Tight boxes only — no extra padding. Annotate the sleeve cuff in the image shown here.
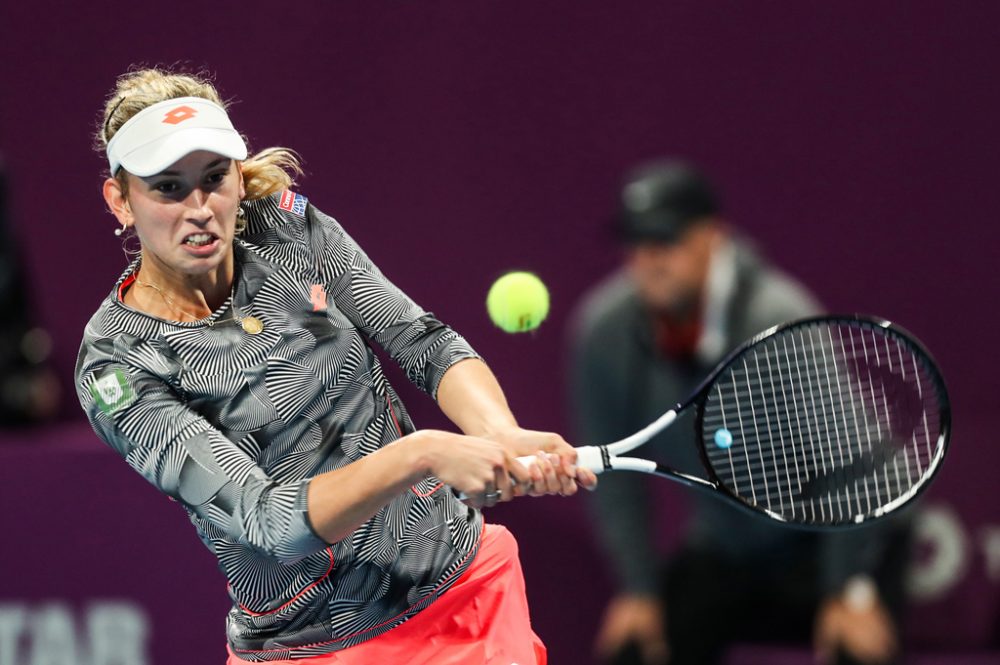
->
[269,479,334,564]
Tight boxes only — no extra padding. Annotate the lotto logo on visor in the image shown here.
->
[162,105,198,124]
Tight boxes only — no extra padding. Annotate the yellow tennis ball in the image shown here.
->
[486,272,550,333]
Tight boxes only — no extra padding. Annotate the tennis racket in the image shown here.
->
[525,316,948,527]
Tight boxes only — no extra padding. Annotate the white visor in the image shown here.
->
[106,96,248,177]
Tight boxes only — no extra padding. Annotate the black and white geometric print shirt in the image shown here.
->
[76,191,484,661]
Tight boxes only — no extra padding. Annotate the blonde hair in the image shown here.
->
[96,67,302,202]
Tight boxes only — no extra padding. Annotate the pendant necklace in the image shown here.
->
[134,276,264,335]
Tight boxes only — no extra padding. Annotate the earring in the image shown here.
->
[114,223,127,237]
[235,206,247,235]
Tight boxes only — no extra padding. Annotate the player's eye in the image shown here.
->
[205,170,227,186]
[153,181,181,194]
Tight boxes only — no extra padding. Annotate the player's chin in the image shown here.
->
[177,243,229,270]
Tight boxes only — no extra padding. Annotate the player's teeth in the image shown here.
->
[185,234,213,246]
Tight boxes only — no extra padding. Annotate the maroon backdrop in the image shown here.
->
[1,2,997,663]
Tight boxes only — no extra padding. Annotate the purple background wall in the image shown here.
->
[1,2,997,663]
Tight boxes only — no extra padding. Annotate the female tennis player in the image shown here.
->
[76,67,597,664]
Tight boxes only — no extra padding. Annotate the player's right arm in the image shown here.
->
[78,360,526,559]
[307,428,531,539]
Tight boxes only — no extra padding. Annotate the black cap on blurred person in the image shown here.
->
[617,160,720,243]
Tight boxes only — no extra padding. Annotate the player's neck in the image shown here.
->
[130,252,235,320]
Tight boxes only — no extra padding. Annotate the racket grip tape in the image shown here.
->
[514,447,608,474]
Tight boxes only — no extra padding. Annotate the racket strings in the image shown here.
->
[701,320,945,526]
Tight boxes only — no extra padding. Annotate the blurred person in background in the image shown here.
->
[0,158,60,426]
[569,160,910,665]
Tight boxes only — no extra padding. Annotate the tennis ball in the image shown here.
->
[486,271,550,333]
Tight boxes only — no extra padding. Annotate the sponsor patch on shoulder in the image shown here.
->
[278,190,308,216]
[90,368,136,415]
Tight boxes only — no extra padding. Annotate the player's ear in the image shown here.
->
[103,176,132,229]
[237,161,246,200]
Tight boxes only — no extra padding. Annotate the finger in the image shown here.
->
[557,461,577,496]
[559,478,577,497]
[495,466,514,502]
[506,454,534,490]
[523,454,547,497]
[528,451,553,495]
[559,453,579,480]
[540,451,561,494]
[524,451,568,495]
[526,456,545,493]
[482,482,500,508]
[578,468,599,491]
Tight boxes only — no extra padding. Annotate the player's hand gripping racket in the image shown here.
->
[525,316,948,527]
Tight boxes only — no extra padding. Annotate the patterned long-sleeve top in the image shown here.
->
[76,191,483,661]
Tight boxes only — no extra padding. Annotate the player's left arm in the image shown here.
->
[436,357,598,496]
[291,201,478,399]
[297,202,594,496]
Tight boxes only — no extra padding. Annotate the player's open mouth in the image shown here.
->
[181,233,221,256]
[183,233,218,247]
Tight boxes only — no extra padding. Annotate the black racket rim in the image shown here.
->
[692,314,951,528]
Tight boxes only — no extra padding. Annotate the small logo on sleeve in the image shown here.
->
[90,369,136,415]
[278,190,308,216]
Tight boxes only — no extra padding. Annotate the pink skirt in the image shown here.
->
[227,523,546,665]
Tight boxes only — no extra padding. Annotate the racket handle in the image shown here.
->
[515,448,611,473]
[454,448,606,501]
[515,448,606,473]
[574,445,607,473]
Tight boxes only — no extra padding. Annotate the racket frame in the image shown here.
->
[578,315,951,528]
